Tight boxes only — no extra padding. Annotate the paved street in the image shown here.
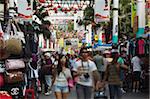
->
[39,87,149,99]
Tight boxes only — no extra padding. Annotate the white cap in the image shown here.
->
[103,50,110,54]
[44,53,51,57]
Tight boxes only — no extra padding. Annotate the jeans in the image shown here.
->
[76,84,93,99]
[109,84,122,99]
[45,75,52,87]
[45,75,52,92]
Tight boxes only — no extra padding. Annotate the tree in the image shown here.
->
[119,0,133,38]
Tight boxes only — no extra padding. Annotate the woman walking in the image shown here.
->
[54,55,72,99]
[103,52,128,99]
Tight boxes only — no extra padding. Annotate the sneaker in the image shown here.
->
[132,89,136,92]
[136,90,139,93]
[45,91,52,96]
[121,88,126,93]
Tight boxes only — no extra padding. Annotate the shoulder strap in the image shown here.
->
[62,71,68,80]
[81,60,90,69]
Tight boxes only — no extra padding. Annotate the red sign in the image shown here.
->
[133,16,138,34]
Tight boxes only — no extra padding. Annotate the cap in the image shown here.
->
[103,50,110,54]
[44,52,51,57]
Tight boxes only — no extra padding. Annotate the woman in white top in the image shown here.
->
[54,55,72,99]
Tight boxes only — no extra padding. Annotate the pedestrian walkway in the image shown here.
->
[39,88,149,99]
[122,92,149,99]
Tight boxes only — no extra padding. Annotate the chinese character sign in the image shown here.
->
[17,0,33,19]
[94,0,110,23]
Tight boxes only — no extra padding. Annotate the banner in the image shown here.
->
[58,38,64,48]
[18,0,33,19]
[94,0,110,23]
[0,4,4,20]
[146,0,150,27]
[131,0,137,27]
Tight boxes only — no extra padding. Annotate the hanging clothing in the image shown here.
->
[137,39,145,55]
[129,40,136,56]
[27,61,39,79]
[145,39,149,55]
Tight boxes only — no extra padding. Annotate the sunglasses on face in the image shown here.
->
[82,51,88,53]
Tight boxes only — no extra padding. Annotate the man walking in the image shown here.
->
[73,47,101,99]
[93,51,105,80]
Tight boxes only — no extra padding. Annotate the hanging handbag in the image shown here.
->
[0,48,10,60]
[0,74,4,87]
[4,71,24,84]
[5,59,25,70]
[0,38,5,49]
[62,71,74,89]
[5,22,23,55]
[5,38,22,55]
[0,63,5,73]
[0,91,12,99]
[13,22,25,44]
[67,78,74,88]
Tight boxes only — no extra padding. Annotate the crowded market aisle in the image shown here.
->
[0,0,149,99]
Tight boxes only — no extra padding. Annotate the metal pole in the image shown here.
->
[112,0,119,44]
[4,0,8,24]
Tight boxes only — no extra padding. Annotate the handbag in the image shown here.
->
[13,22,25,44]
[5,38,22,55]
[5,22,23,55]
[0,38,5,49]
[0,48,10,60]
[5,59,25,70]
[4,71,24,84]
[0,91,12,99]
[0,74,4,87]
[67,78,74,88]
[62,71,74,88]
[0,64,5,73]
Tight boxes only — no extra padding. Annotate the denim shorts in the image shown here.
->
[54,85,69,93]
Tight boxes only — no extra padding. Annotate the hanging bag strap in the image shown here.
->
[81,60,90,72]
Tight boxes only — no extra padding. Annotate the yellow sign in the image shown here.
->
[94,35,98,41]
[58,38,64,47]
[131,0,137,27]
[78,42,82,48]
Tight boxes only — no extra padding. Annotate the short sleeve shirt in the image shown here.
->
[54,68,72,87]
[73,59,97,86]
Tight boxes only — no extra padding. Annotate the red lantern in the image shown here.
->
[39,0,45,3]
[74,10,77,14]
[58,5,61,8]
[62,8,66,12]
[67,8,71,12]
[53,7,57,11]
[63,8,67,14]
[55,9,58,13]
[47,4,53,8]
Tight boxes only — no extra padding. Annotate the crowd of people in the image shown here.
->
[30,45,149,99]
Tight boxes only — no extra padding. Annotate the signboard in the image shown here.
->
[146,0,150,27]
[131,0,137,27]
[18,0,33,19]
[133,16,138,34]
[94,0,110,23]
[58,38,64,47]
